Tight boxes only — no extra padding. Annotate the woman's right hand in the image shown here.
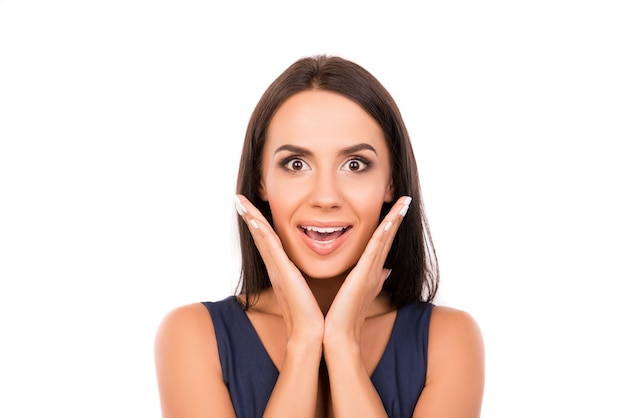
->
[235,194,324,343]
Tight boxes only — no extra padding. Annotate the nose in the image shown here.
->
[308,170,343,209]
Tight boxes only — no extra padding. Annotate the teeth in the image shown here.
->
[302,226,346,234]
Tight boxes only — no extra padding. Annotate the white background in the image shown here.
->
[1,0,625,416]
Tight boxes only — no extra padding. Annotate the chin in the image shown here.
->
[299,262,354,281]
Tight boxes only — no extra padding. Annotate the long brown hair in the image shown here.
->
[235,54,438,308]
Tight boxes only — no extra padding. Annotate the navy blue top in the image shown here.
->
[202,296,433,418]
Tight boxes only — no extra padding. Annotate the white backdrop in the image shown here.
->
[1,1,625,417]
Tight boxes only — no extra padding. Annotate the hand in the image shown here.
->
[234,195,325,343]
[324,196,413,344]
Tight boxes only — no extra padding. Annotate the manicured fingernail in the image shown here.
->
[235,203,247,216]
[234,196,247,215]
[403,196,413,206]
[385,269,393,281]
[399,204,409,217]
[249,219,259,229]
[384,221,392,232]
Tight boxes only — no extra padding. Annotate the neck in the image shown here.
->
[304,273,347,316]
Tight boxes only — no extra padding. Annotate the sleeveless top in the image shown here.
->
[202,296,433,418]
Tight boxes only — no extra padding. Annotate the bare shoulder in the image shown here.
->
[154,303,236,418]
[155,302,216,347]
[413,305,485,418]
[429,305,483,348]
[154,303,218,371]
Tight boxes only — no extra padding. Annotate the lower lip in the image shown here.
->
[299,227,351,256]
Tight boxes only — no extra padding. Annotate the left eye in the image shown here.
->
[341,158,368,172]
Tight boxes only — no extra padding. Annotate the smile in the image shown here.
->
[298,224,352,255]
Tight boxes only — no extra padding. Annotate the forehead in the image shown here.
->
[265,90,387,151]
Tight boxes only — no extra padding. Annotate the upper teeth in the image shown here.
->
[303,226,345,233]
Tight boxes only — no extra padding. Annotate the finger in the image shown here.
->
[234,194,269,233]
[360,195,413,268]
[234,195,307,296]
[381,196,412,235]
[234,195,323,335]
[234,194,282,246]
[234,194,290,272]
[378,195,413,258]
[342,196,411,298]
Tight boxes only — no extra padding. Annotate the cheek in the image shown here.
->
[265,182,302,230]
[343,182,388,226]
[344,175,389,202]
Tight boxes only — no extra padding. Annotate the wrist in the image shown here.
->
[284,336,323,367]
[322,330,360,359]
[323,318,361,347]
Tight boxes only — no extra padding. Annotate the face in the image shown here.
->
[258,90,394,280]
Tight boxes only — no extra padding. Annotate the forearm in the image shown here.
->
[263,338,323,418]
[324,337,387,418]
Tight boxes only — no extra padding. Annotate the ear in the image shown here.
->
[384,180,394,203]
[257,178,268,201]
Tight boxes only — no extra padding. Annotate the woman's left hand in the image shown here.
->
[324,196,412,344]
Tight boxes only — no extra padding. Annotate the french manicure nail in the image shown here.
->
[399,204,409,217]
[250,219,259,229]
[403,196,413,206]
[384,221,392,232]
[234,196,247,215]
[235,203,247,216]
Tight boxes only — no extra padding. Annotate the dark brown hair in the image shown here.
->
[235,54,438,308]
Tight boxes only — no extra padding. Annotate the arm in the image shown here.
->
[154,301,322,418]
[236,194,324,418]
[412,306,485,418]
[323,197,413,417]
[322,334,388,417]
[154,303,237,418]
[262,334,323,417]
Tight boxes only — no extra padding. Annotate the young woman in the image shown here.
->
[155,55,484,418]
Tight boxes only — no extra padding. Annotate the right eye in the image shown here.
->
[282,157,310,172]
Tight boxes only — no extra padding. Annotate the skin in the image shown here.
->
[154,90,485,417]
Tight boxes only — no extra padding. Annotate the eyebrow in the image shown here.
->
[273,143,378,156]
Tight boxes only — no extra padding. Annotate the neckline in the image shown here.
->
[229,296,280,373]
[229,295,401,377]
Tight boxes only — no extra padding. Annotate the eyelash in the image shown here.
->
[279,155,372,173]
[280,156,309,172]
[341,156,371,172]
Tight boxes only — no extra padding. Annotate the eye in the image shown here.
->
[341,157,370,172]
[282,157,310,172]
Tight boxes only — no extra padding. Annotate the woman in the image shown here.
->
[155,55,484,418]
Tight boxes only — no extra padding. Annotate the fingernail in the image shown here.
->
[385,269,393,281]
[235,203,247,216]
[234,196,247,215]
[399,196,412,217]
[249,219,259,229]
[384,221,392,232]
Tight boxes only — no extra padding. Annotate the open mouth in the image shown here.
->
[299,225,351,242]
